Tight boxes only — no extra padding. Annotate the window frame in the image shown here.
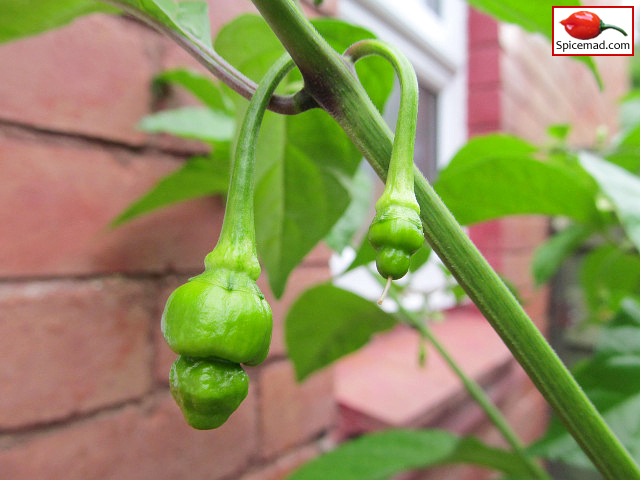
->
[339,0,468,167]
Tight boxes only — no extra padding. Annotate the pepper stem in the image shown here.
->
[205,55,295,278]
[344,40,419,210]
[601,23,628,36]
[377,276,393,305]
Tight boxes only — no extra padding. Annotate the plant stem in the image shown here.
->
[206,55,295,278]
[345,40,418,203]
[250,0,640,478]
[100,0,314,115]
[394,302,550,480]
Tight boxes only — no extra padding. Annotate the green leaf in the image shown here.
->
[117,0,213,49]
[215,15,393,297]
[138,106,234,143]
[287,429,534,480]
[580,153,640,252]
[285,284,396,380]
[434,135,598,225]
[580,245,640,323]
[154,69,235,113]
[409,243,432,273]
[606,123,640,173]
[619,90,640,132]
[547,124,571,142]
[465,0,574,40]
[0,0,115,44]
[345,236,377,273]
[325,163,373,252]
[531,299,640,469]
[532,224,592,286]
[111,147,229,226]
[315,18,394,113]
[464,0,602,88]
[573,56,603,90]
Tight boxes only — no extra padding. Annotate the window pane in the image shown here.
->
[384,83,438,181]
[415,87,438,180]
[423,0,440,16]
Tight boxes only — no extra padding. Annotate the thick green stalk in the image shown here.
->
[394,302,550,480]
[205,55,294,278]
[250,0,640,478]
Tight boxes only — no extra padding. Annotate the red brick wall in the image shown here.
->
[0,5,336,480]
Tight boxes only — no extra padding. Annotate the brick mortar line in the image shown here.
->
[0,388,175,447]
[0,117,205,160]
[0,271,201,285]
[0,261,328,285]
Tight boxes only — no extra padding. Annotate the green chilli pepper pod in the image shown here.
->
[162,55,295,429]
[345,40,425,300]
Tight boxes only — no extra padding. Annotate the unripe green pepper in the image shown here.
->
[170,356,249,430]
[346,40,424,286]
[162,268,272,366]
[368,203,423,279]
[162,55,295,429]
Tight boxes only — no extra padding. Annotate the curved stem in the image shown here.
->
[345,40,418,204]
[250,1,640,478]
[101,0,315,115]
[206,55,295,277]
[601,23,628,36]
[395,303,550,480]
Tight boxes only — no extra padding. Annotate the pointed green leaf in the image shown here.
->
[215,15,393,297]
[465,0,574,40]
[579,245,640,322]
[580,153,640,252]
[435,135,598,225]
[285,284,396,380]
[618,90,640,133]
[409,243,432,273]
[138,106,234,143]
[111,148,229,226]
[116,0,213,48]
[0,0,116,44]
[532,224,592,286]
[154,69,235,113]
[464,0,601,88]
[287,429,534,480]
[345,235,377,273]
[606,123,640,172]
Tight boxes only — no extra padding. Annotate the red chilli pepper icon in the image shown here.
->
[560,11,628,40]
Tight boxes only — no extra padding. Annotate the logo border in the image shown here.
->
[552,5,635,57]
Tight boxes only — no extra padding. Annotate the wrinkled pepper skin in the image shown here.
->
[170,356,249,430]
[368,203,424,279]
[162,268,272,366]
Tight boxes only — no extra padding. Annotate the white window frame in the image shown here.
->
[339,0,468,166]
